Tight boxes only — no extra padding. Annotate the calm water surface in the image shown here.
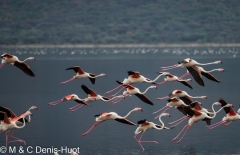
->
[0,47,239,155]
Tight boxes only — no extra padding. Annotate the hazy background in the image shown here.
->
[0,0,240,45]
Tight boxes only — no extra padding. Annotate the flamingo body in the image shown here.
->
[134,113,170,153]
[60,66,106,84]
[0,53,35,77]
[82,107,142,136]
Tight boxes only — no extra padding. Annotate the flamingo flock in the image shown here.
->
[1,53,238,153]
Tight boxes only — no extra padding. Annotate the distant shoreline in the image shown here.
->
[0,43,240,48]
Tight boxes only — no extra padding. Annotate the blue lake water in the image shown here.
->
[0,46,239,155]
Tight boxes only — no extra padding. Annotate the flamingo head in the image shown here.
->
[201,96,207,99]
[100,73,106,77]
[215,60,222,64]
[149,85,157,89]
[28,57,35,60]
[134,107,143,112]
[160,113,171,117]
[29,106,38,110]
[213,102,221,106]
[158,72,170,75]
[218,68,224,72]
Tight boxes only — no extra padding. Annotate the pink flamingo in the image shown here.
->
[48,94,89,112]
[157,89,207,105]
[207,98,239,129]
[68,85,124,112]
[153,97,188,115]
[161,58,222,71]
[112,81,157,105]
[172,102,229,144]
[105,71,163,95]
[0,53,35,77]
[0,109,32,147]
[134,112,171,153]
[60,66,106,84]
[179,66,224,83]
[82,107,142,136]
[167,101,218,128]
[0,106,37,125]
[156,72,192,89]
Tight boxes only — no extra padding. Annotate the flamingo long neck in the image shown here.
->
[188,95,205,99]
[27,115,31,123]
[154,115,165,130]
[142,86,154,94]
[88,74,104,78]
[121,109,137,119]
[209,104,227,119]
[196,62,218,66]
[205,69,221,72]
[14,115,28,129]
[23,57,33,62]
[151,74,165,82]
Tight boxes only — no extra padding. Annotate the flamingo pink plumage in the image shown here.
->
[82,107,142,136]
[207,98,239,129]
[105,71,162,95]
[134,112,171,153]
[161,58,222,71]
[0,109,32,147]
[0,53,35,77]
[156,72,192,89]
[60,66,106,84]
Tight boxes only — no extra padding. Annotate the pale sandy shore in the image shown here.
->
[0,43,240,48]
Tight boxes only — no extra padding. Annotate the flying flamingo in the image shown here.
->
[166,100,218,128]
[0,110,32,147]
[153,97,195,128]
[152,97,189,115]
[172,102,229,144]
[60,66,106,84]
[156,72,192,89]
[161,58,222,71]
[82,107,142,136]
[48,94,89,112]
[0,53,35,77]
[111,81,157,105]
[68,85,124,112]
[189,101,216,115]
[105,71,164,95]
[157,89,207,105]
[0,106,37,125]
[179,66,224,83]
[134,112,171,153]
[207,98,239,129]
